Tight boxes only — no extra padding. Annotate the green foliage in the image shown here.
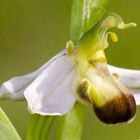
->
[0,107,21,140]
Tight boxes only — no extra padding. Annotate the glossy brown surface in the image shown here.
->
[94,94,136,124]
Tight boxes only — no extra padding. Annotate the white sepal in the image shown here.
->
[108,65,140,105]
[0,50,65,100]
[24,55,77,115]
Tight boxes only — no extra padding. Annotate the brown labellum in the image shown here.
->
[75,61,136,124]
[93,88,136,124]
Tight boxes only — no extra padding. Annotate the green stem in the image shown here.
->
[26,114,54,140]
[55,103,86,140]
[34,115,46,140]
[26,114,39,140]
[40,116,54,140]
[70,0,110,43]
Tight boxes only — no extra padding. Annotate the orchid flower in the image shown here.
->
[0,13,138,124]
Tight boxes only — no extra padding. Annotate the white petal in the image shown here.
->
[0,50,66,100]
[24,55,77,115]
[108,65,140,88]
[108,65,140,105]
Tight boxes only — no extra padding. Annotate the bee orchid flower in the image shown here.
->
[0,13,139,124]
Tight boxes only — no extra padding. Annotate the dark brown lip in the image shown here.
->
[93,94,136,124]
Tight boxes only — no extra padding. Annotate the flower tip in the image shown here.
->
[119,22,137,30]
[131,23,137,27]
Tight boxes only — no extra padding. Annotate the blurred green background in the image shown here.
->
[0,0,140,140]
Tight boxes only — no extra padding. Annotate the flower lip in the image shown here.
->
[74,60,136,124]
[94,92,136,124]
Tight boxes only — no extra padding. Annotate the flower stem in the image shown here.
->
[26,114,54,140]
[55,103,86,140]
[26,114,39,140]
[40,116,54,140]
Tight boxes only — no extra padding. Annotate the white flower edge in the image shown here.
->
[0,50,140,115]
[0,50,66,100]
